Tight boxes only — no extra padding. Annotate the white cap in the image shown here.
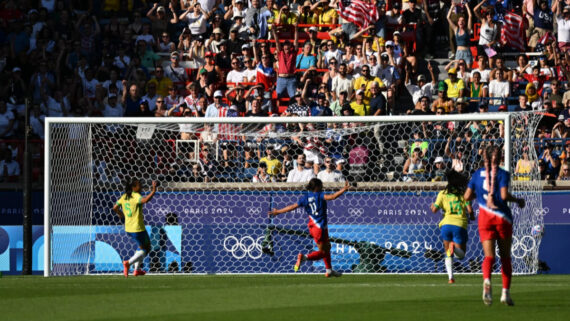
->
[309,26,318,32]
[242,44,250,49]
[434,156,444,163]
[214,90,223,98]
[12,67,21,72]
[356,89,364,95]
[385,40,394,46]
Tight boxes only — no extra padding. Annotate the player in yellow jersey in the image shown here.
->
[430,170,474,284]
[113,179,157,277]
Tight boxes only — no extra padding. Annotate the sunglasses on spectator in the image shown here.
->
[156,100,164,103]
[329,61,337,65]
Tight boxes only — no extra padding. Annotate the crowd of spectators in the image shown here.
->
[1,0,570,184]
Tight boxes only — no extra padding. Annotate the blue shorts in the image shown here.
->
[440,225,468,245]
[127,231,150,248]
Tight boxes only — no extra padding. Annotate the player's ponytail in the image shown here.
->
[124,179,133,200]
[484,145,501,209]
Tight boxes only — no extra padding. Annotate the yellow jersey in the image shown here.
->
[433,190,470,229]
[116,192,146,233]
[350,101,370,116]
[259,157,282,176]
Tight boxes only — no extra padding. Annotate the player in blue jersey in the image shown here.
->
[430,170,474,284]
[113,179,157,277]
[464,146,525,306]
[269,178,350,277]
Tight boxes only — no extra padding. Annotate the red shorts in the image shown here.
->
[478,207,513,242]
[308,220,329,245]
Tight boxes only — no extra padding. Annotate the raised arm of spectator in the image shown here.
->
[169,2,179,24]
[427,62,436,86]
[447,5,457,32]
[444,60,460,72]
[350,25,375,41]
[121,80,128,105]
[466,3,473,32]
[179,6,192,20]
[474,0,487,22]
[224,3,234,20]
[423,0,434,25]
[294,22,299,51]
[301,74,311,102]
[147,3,159,20]
[272,28,281,54]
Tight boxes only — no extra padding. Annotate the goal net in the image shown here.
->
[44,113,543,276]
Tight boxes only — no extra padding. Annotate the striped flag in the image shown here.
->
[500,11,525,51]
[338,0,379,28]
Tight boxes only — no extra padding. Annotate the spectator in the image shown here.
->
[29,104,45,139]
[539,144,561,180]
[121,81,141,117]
[431,81,454,113]
[179,3,210,37]
[431,156,447,182]
[350,90,370,116]
[515,149,534,181]
[488,69,510,105]
[558,161,570,180]
[227,57,246,85]
[403,147,427,182]
[246,0,272,39]
[560,141,570,163]
[525,83,543,109]
[0,101,16,138]
[205,90,229,119]
[287,154,315,182]
[198,145,219,183]
[164,52,188,85]
[444,68,466,100]
[354,65,384,105]
[445,139,466,173]
[555,4,570,52]
[369,81,387,116]
[286,92,310,117]
[516,94,532,111]
[259,145,282,179]
[528,0,554,51]
[317,157,345,183]
[405,63,436,106]
[272,25,299,98]
[0,148,20,182]
[253,162,276,183]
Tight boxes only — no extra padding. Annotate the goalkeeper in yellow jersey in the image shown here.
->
[430,170,474,284]
[113,179,157,277]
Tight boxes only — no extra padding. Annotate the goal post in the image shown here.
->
[44,113,544,276]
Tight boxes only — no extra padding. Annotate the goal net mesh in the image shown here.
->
[46,113,543,275]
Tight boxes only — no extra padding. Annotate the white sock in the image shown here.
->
[445,257,453,280]
[326,268,332,274]
[128,250,146,265]
[133,261,140,270]
[502,288,509,295]
[453,247,465,260]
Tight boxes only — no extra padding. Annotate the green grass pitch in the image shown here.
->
[1,274,569,321]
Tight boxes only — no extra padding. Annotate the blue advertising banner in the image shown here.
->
[0,191,568,274]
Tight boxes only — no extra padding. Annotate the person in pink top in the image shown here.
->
[272,22,299,98]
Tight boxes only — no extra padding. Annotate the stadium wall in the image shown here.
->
[0,191,568,275]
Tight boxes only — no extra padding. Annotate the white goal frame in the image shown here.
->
[44,114,523,277]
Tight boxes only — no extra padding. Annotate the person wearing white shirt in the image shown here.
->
[227,58,245,84]
[488,69,510,105]
[324,41,343,65]
[40,91,70,117]
[406,73,436,105]
[317,157,345,183]
[102,94,124,117]
[331,63,354,100]
[287,154,315,183]
[556,5,570,51]
[179,3,209,36]
[470,55,491,83]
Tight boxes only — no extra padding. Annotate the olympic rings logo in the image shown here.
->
[348,208,364,217]
[223,235,264,259]
[246,207,262,215]
[510,235,537,259]
[532,206,550,218]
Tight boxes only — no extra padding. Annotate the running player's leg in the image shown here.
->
[497,232,514,306]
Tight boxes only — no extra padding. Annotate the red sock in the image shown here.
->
[482,256,494,280]
[307,251,325,261]
[500,257,512,289]
[323,251,332,269]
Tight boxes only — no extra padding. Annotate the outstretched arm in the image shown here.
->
[141,181,158,204]
[269,203,299,216]
[324,181,350,200]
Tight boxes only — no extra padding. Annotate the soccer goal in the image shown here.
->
[44,113,544,276]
